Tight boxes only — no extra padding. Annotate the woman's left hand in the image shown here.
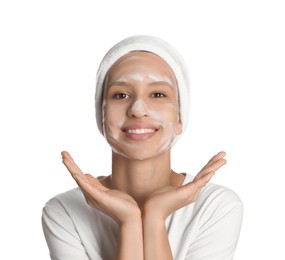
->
[143,151,227,221]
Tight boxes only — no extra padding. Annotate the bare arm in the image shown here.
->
[143,215,173,259]
[116,219,143,260]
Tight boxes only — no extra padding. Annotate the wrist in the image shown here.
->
[142,211,165,228]
[119,218,143,244]
[120,214,142,228]
[142,203,166,224]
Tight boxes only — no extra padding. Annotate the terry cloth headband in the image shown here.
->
[95,35,190,145]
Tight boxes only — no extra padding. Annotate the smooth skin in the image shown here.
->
[61,52,227,259]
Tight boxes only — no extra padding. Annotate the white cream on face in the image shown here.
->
[102,98,124,141]
[146,103,179,152]
[148,73,174,88]
[103,103,178,160]
[114,71,174,88]
[102,51,181,160]
[103,100,180,160]
[122,72,145,82]
[127,99,149,117]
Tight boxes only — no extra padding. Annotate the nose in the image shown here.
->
[127,99,149,118]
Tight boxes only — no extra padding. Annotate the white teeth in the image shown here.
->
[126,129,156,134]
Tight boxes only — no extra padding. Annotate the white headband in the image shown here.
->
[95,35,190,144]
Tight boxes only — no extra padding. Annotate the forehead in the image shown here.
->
[106,51,177,83]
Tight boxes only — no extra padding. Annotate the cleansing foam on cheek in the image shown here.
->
[102,98,125,140]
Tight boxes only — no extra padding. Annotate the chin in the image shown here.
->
[111,144,171,161]
[106,134,173,161]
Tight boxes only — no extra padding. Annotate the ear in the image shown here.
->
[176,113,183,135]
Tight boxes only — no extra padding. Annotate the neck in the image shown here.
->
[110,150,173,207]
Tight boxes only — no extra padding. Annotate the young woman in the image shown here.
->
[42,35,243,260]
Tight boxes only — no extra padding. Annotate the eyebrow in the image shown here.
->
[148,81,174,89]
[108,80,174,89]
[107,81,131,88]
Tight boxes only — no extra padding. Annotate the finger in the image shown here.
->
[85,174,109,191]
[208,151,226,164]
[194,157,226,181]
[200,157,226,176]
[208,157,227,172]
[62,157,84,180]
[179,171,215,203]
[200,151,226,171]
[194,171,216,188]
[61,151,83,173]
[61,151,84,177]
[183,171,215,191]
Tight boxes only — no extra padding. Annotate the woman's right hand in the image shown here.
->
[61,151,141,225]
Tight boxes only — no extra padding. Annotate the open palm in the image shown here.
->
[143,152,227,220]
[61,151,141,225]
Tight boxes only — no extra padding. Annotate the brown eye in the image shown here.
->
[113,93,130,99]
[151,92,166,98]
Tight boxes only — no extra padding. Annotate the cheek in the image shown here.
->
[102,102,126,135]
[149,103,179,127]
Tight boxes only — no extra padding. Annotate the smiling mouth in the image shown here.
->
[122,127,158,140]
[124,128,157,134]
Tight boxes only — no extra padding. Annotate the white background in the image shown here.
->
[1,0,284,259]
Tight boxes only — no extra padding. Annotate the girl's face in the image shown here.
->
[102,51,182,160]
